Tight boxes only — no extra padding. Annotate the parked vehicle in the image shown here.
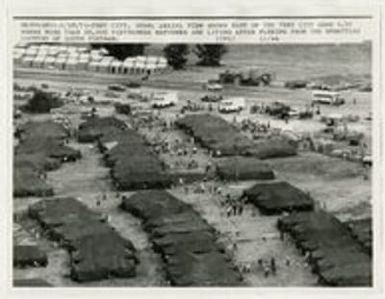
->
[201,93,223,102]
[265,101,291,119]
[151,91,178,108]
[204,80,223,91]
[311,90,345,106]
[218,97,245,113]
[108,84,126,92]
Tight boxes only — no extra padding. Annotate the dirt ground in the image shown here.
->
[13,68,372,287]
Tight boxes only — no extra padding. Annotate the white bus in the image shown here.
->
[311,90,345,106]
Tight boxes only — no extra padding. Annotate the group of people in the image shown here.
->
[224,194,246,218]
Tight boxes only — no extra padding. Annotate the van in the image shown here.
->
[151,91,178,108]
[218,97,245,113]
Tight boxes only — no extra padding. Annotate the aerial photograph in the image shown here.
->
[12,42,372,287]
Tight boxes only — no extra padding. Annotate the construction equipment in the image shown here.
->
[218,68,274,86]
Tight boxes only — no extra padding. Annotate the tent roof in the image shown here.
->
[111,60,123,67]
[66,59,78,65]
[34,56,46,62]
[22,56,35,62]
[44,56,56,63]
[25,48,38,55]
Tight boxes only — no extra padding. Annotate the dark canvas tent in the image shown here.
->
[13,245,48,268]
[346,218,372,255]
[13,279,52,287]
[17,120,68,141]
[101,130,171,191]
[277,211,372,286]
[17,137,81,162]
[242,138,297,159]
[243,181,313,214]
[77,116,127,143]
[215,156,275,181]
[120,190,242,286]
[13,166,54,197]
[177,114,297,158]
[29,198,137,282]
[176,114,254,156]
[14,121,80,197]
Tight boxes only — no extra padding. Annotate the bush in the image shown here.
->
[22,90,63,113]
[194,44,227,66]
[163,44,189,70]
[114,103,131,115]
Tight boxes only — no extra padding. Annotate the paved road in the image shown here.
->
[14,68,290,98]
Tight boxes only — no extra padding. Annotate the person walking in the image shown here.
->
[270,258,277,275]
[263,264,270,278]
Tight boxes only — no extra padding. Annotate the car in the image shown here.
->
[108,84,126,92]
[124,81,141,88]
[205,80,223,91]
[201,94,223,102]
[362,155,372,167]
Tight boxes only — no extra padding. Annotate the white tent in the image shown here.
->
[79,53,90,60]
[67,46,78,53]
[37,49,49,57]
[122,59,135,74]
[146,56,158,64]
[20,56,35,67]
[157,57,168,65]
[68,52,79,60]
[13,48,26,56]
[145,62,158,74]
[136,56,146,63]
[135,61,146,74]
[78,58,89,70]
[13,52,24,65]
[48,46,60,56]
[100,47,109,55]
[57,52,68,59]
[65,58,78,70]
[57,45,68,53]
[32,55,46,68]
[77,46,88,53]
[89,61,102,72]
[39,44,49,51]
[54,57,67,70]
[25,47,38,56]
[43,56,56,69]
[99,56,114,72]
[14,42,28,49]
[110,60,123,74]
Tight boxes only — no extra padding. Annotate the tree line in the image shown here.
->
[91,44,227,70]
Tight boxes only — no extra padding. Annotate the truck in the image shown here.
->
[311,90,345,106]
[151,91,178,108]
[218,97,246,113]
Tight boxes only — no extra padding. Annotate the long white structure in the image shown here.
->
[14,44,168,75]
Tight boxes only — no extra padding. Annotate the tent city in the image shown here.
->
[12,42,372,287]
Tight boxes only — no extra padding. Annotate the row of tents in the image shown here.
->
[176,114,297,159]
[78,117,170,190]
[121,190,243,286]
[28,197,138,282]
[278,211,372,286]
[14,44,168,74]
[14,121,81,197]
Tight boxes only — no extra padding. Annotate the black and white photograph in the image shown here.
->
[1,0,384,296]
